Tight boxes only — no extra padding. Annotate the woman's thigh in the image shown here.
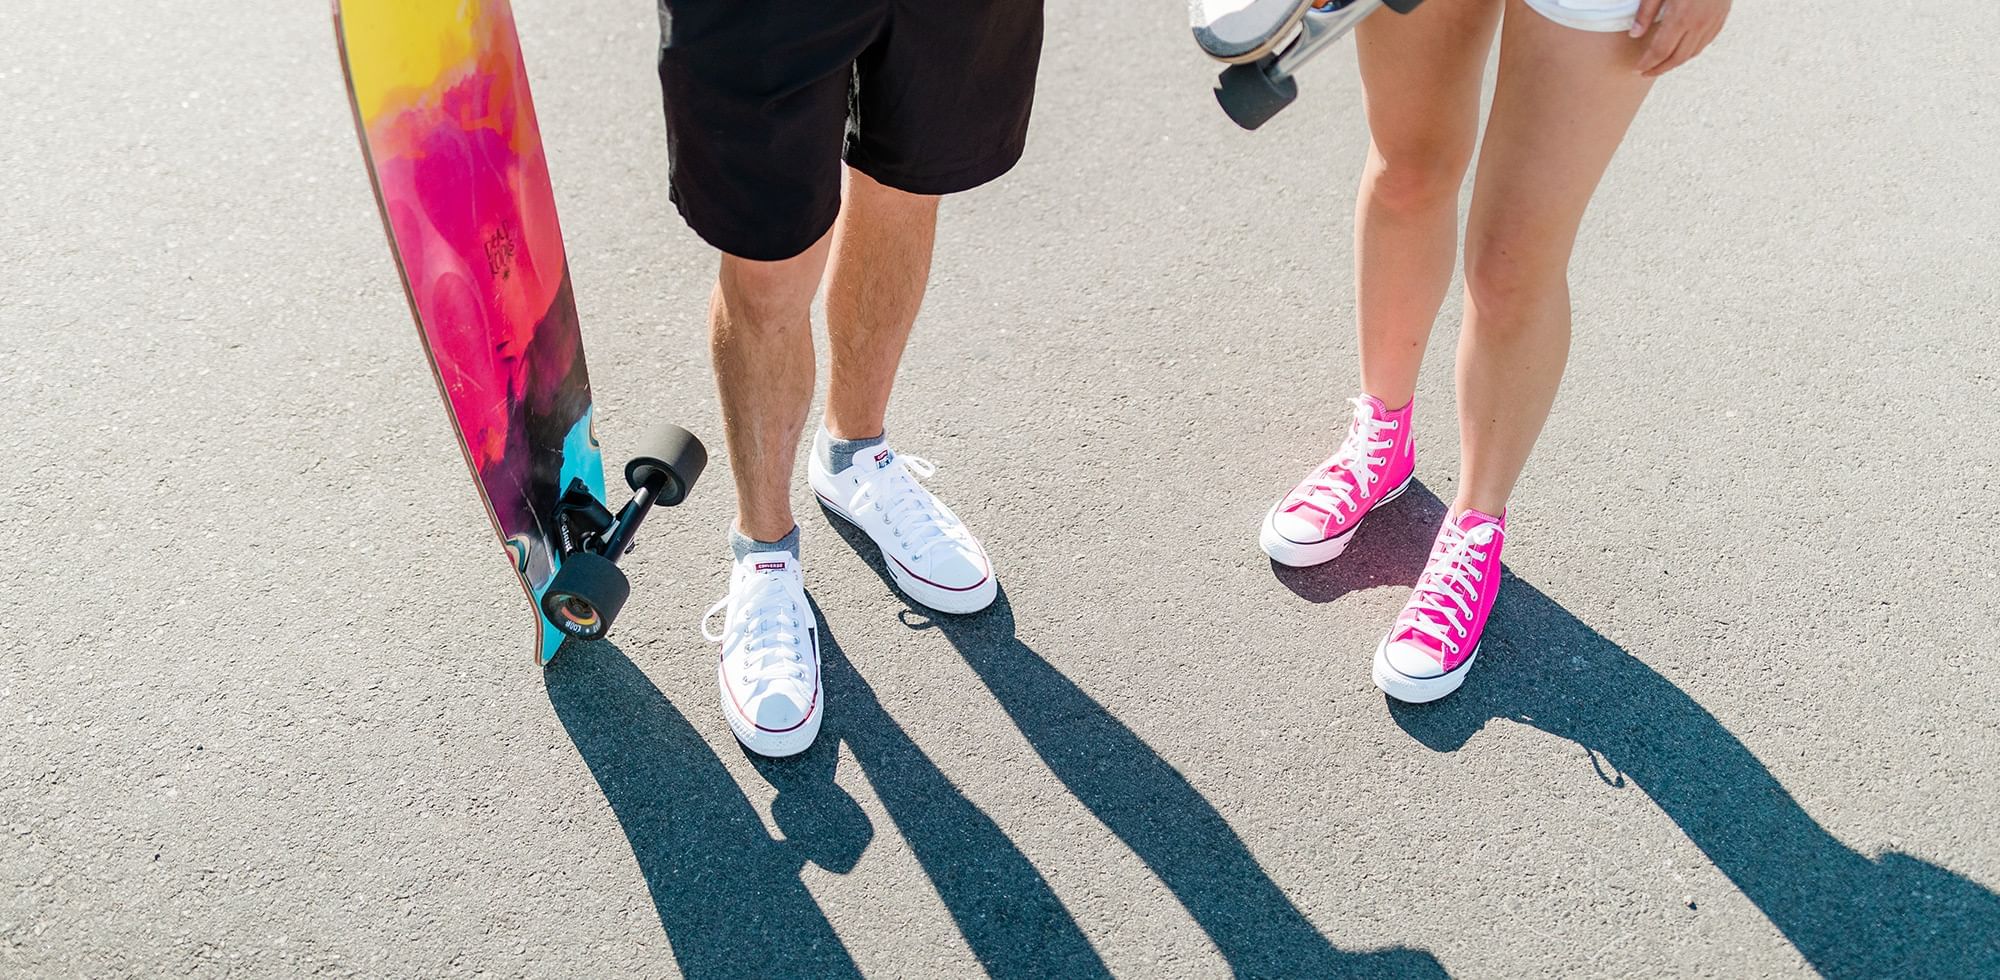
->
[1465,0,1655,281]
[1355,0,1504,178]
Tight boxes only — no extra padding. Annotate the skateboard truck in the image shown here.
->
[541,423,708,643]
[1213,0,1424,130]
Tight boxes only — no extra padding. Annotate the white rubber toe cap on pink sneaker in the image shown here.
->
[1269,508,1329,545]
[1260,504,1357,567]
[1372,635,1477,704]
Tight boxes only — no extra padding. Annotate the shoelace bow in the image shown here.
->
[1397,521,1498,659]
[854,455,961,559]
[701,572,808,686]
[1295,397,1398,516]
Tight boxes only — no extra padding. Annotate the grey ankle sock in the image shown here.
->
[730,525,800,562]
[815,426,886,474]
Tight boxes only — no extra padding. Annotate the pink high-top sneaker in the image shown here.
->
[1373,508,1506,704]
[1260,394,1415,567]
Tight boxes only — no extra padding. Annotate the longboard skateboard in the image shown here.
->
[1192,0,1425,130]
[333,0,705,666]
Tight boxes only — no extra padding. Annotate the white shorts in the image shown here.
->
[1523,0,1642,32]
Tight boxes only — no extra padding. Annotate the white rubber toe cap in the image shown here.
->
[892,546,996,614]
[1381,639,1446,680]
[751,689,813,733]
[1269,508,1330,545]
[1373,635,1476,704]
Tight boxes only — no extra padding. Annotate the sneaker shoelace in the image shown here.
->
[856,455,961,560]
[1294,397,1398,517]
[1396,520,1498,662]
[701,572,808,687]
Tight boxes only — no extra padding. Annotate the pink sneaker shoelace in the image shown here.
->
[1286,396,1402,523]
[1390,514,1504,668]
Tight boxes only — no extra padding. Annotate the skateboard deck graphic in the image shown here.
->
[334,0,606,665]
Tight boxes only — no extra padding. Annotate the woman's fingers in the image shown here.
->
[1630,0,1666,38]
[1634,19,1686,75]
[1633,1,1730,76]
[1641,29,1698,76]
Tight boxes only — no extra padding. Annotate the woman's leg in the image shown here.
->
[1256,2,1500,569]
[1372,1,1660,704]
[1352,0,1502,409]
[1453,0,1655,516]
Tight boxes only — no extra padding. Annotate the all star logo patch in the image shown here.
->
[873,449,893,469]
[755,561,787,571]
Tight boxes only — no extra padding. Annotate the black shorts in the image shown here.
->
[658,0,1044,261]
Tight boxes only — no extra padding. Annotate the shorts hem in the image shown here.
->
[670,186,840,263]
[845,141,1029,198]
[1523,1,1638,32]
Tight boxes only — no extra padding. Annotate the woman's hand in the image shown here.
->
[1630,0,1731,77]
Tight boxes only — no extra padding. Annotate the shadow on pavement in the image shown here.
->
[826,510,1448,979]
[784,599,1110,977]
[545,643,864,978]
[1279,480,2000,979]
[547,625,1109,978]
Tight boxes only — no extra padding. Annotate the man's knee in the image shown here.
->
[716,251,821,334]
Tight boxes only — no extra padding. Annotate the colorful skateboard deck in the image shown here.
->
[334,0,606,665]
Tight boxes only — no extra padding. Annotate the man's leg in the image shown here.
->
[822,167,941,444]
[704,237,838,759]
[710,234,835,544]
[799,0,1037,617]
[806,166,993,614]
[659,0,885,759]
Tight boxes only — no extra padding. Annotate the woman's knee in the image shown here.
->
[1363,139,1476,216]
[1463,227,1570,324]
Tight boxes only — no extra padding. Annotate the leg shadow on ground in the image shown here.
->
[826,509,1447,979]
[549,628,1107,978]
[795,603,1110,977]
[1278,480,2000,979]
[545,644,863,979]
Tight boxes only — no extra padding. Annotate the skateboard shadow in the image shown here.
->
[825,511,1448,979]
[1278,480,2000,979]
[547,628,1109,978]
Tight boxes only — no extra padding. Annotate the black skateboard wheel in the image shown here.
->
[542,551,631,642]
[1215,61,1298,131]
[625,423,707,506]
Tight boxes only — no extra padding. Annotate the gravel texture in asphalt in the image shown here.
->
[3,1,1996,977]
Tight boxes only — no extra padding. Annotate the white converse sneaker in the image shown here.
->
[810,442,997,615]
[701,552,821,758]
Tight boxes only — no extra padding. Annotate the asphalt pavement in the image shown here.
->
[3,1,1996,977]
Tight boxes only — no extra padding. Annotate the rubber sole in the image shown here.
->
[1258,472,1413,567]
